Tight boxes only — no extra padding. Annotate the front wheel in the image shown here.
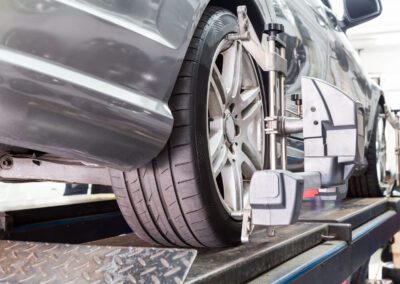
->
[110,7,267,247]
[348,105,387,197]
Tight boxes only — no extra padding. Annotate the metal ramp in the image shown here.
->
[0,242,197,283]
[1,197,398,283]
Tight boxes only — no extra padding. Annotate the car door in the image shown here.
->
[269,0,331,170]
[321,3,376,141]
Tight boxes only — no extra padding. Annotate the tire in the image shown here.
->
[110,7,266,247]
[348,105,386,197]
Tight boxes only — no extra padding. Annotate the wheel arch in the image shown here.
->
[378,92,386,108]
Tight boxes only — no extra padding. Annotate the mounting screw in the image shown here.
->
[321,234,336,241]
[291,94,303,117]
[267,226,276,237]
[0,155,13,170]
[265,23,285,36]
[291,94,302,105]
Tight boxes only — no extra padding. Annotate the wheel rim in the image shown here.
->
[207,39,265,219]
[376,113,387,190]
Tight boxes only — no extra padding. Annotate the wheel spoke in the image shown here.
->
[242,100,263,124]
[239,87,260,112]
[222,41,243,103]
[221,155,243,211]
[211,64,228,108]
[242,182,250,211]
[377,144,386,177]
[213,144,229,176]
[209,129,224,160]
[376,117,387,185]
[241,141,263,172]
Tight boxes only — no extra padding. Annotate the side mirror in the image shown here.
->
[340,0,382,30]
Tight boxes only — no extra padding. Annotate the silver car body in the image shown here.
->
[0,0,214,170]
[0,0,381,172]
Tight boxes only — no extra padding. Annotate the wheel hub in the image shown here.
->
[224,111,237,143]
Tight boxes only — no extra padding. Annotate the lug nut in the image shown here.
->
[291,94,303,117]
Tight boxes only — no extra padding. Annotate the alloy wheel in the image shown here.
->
[376,113,387,191]
[207,39,265,219]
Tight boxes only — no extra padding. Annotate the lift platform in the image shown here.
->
[0,197,398,283]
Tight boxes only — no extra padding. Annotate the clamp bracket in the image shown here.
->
[234,6,365,242]
[236,6,287,75]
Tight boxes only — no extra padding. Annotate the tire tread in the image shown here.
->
[110,6,234,247]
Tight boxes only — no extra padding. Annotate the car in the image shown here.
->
[0,0,385,247]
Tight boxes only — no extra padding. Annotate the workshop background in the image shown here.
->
[348,1,400,280]
[349,0,400,193]
[0,0,400,283]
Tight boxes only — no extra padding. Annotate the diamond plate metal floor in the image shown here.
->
[0,241,196,283]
